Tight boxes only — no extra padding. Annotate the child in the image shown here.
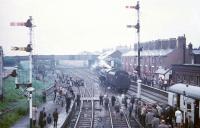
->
[47,113,52,124]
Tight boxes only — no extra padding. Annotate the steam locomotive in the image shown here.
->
[99,68,130,92]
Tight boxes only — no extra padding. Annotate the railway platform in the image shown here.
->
[11,99,75,128]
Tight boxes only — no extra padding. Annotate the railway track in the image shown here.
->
[127,80,168,104]
[74,100,94,128]
[74,80,95,128]
[93,101,112,128]
[62,68,141,128]
[109,105,131,128]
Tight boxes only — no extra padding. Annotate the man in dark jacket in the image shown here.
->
[39,107,46,128]
[99,94,103,105]
[53,108,59,128]
[128,103,133,118]
[65,95,71,113]
[130,96,135,105]
[111,95,116,106]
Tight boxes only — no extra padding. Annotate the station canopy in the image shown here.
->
[169,83,200,100]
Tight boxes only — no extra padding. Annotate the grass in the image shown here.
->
[0,61,54,128]
[0,76,51,128]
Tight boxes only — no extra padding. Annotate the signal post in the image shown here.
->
[10,16,35,128]
[126,1,142,99]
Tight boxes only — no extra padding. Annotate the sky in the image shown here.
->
[0,0,200,56]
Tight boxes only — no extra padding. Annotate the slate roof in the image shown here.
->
[122,49,174,57]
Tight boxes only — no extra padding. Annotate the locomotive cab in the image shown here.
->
[107,69,130,92]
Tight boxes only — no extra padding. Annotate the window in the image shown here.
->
[198,76,200,86]
[190,76,197,85]
[176,74,182,83]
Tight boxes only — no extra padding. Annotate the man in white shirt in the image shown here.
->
[32,105,38,127]
[175,108,182,128]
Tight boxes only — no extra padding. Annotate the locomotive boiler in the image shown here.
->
[99,68,130,92]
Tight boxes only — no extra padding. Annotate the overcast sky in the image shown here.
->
[0,0,200,55]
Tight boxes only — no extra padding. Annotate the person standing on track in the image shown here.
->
[76,93,81,106]
[65,94,71,113]
[128,103,133,118]
[99,94,103,106]
[104,95,109,110]
[114,103,120,119]
[130,96,135,105]
[111,95,116,106]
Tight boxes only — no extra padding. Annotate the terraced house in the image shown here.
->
[122,35,196,82]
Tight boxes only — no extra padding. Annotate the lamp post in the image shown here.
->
[126,1,141,99]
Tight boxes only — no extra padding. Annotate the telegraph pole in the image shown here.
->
[10,16,35,128]
[126,1,141,99]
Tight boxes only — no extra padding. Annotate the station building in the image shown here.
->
[98,50,122,69]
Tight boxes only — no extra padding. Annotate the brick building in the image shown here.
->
[171,64,200,86]
[122,35,193,81]
[169,64,200,127]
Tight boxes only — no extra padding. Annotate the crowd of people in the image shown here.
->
[32,71,81,128]
[99,93,194,128]
[130,74,170,91]
[32,69,195,128]
[32,106,59,128]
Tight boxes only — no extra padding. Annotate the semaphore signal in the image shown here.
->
[126,1,142,99]
[10,16,35,128]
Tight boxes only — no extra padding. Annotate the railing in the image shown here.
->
[43,85,54,96]
[130,80,168,104]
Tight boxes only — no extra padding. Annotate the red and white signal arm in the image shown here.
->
[10,22,25,26]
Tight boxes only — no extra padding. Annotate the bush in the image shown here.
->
[16,108,26,116]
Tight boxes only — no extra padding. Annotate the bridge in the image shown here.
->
[5,54,98,67]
